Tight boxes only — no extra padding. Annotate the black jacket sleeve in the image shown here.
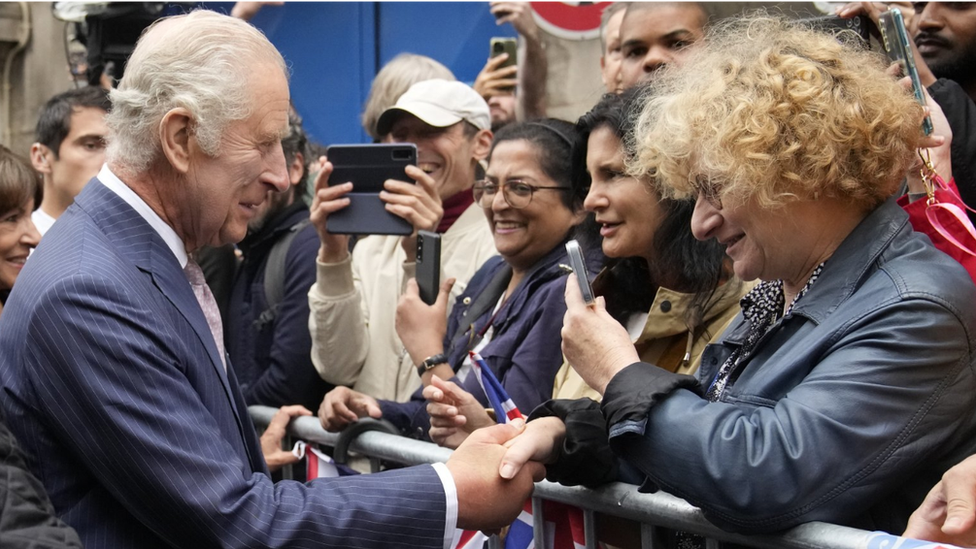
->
[0,415,83,548]
[929,78,976,226]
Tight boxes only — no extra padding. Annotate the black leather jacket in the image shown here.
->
[543,199,976,535]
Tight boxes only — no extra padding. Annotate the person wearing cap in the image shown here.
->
[308,79,498,403]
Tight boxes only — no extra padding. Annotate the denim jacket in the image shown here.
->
[599,198,976,534]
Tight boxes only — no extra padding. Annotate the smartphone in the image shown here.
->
[416,230,441,306]
[565,240,595,305]
[798,14,869,44]
[490,37,517,69]
[325,144,417,235]
[879,8,934,135]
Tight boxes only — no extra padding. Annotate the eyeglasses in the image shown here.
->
[473,179,570,209]
[692,175,724,210]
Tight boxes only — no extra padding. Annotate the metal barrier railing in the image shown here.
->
[250,405,878,549]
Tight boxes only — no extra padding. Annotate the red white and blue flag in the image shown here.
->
[452,353,587,549]
[469,351,523,424]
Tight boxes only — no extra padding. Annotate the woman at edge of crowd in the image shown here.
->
[496,14,976,536]
[0,146,41,314]
[316,119,590,440]
[423,89,749,456]
[0,145,83,547]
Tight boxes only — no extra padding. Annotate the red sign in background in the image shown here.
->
[530,2,613,40]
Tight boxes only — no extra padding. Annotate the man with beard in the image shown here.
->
[913,2,976,222]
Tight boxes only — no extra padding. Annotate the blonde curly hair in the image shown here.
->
[632,14,924,210]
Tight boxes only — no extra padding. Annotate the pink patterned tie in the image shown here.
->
[184,258,227,371]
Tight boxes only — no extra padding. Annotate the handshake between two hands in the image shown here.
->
[444,415,565,531]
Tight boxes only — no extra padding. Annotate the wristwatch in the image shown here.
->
[416,353,448,378]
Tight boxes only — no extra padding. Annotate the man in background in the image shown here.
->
[617,2,708,90]
[29,86,110,236]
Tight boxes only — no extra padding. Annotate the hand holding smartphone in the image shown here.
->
[490,37,517,70]
[879,8,934,136]
[565,240,595,306]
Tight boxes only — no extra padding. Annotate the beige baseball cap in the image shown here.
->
[376,79,491,136]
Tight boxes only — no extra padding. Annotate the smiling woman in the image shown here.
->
[0,146,41,312]
[318,119,594,448]
[499,14,976,536]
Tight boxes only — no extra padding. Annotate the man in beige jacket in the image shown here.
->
[308,79,497,403]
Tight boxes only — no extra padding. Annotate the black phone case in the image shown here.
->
[416,230,441,306]
[326,144,417,235]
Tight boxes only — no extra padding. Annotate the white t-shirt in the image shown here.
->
[31,208,56,237]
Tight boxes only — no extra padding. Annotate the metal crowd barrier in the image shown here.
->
[250,405,883,549]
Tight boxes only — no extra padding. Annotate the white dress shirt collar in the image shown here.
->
[97,164,189,268]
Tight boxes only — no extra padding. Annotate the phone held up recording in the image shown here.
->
[879,8,935,136]
[565,240,595,306]
[416,230,442,306]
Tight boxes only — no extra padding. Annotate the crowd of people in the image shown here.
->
[1,2,975,548]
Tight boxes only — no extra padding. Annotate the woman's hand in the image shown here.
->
[424,375,494,449]
[498,416,567,480]
[317,387,382,432]
[260,405,312,472]
[562,275,639,395]
[396,278,455,366]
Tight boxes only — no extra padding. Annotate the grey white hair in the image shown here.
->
[106,10,287,173]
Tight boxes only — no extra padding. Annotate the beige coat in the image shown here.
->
[308,203,497,402]
[552,278,755,402]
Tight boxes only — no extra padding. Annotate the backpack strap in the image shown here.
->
[254,218,311,329]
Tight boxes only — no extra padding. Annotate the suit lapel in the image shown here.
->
[75,180,247,434]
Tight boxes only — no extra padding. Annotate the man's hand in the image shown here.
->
[230,1,283,21]
[424,375,494,449]
[473,55,519,101]
[396,278,455,367]
[835,2,937,86]
[446,421,546,531]
[317,387,382,432]
[260,405,312,472]
[904,454,976,547]
[308,158,352,264]
[490,1,541,43]
[385,165,443,262]
[899,75,953,194]
[562,275,639,395]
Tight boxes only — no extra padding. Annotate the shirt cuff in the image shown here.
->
[431,461,458,549]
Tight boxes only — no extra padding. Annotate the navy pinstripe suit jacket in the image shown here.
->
[0,179,448,548]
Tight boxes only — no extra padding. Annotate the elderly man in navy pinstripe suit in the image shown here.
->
[0,10,541,549]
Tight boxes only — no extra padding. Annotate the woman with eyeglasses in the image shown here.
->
[317,119,590,441]
[421,90,750,456]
